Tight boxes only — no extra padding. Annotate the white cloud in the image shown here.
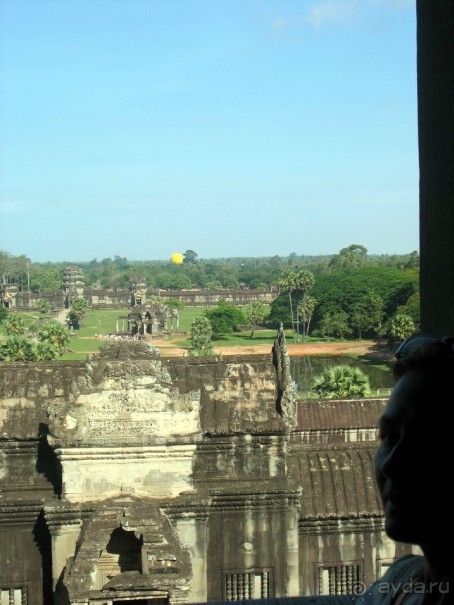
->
[371,0,413,8]
[302,0,412,28]
[304,0,358,28]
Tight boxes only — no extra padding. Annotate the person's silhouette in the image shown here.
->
[360,336,454,604]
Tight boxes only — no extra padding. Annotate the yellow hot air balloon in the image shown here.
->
[170,252,184,265]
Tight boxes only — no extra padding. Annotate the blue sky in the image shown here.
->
[0,0,418,262]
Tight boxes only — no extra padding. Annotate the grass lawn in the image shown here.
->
[59,307,214,360]
[59,306,276,358]
[71,306,213,337]
[60,309,129,360]
[1,308,389,369]
[60,334,105,361]
[77,309,129,337]
[175,306,214,332]
[172,329,322,348]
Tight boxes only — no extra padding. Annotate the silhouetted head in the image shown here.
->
[375,336,454,551]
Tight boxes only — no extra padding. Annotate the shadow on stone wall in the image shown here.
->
[33,510,54,603]
[106,526,143,573]
[36,423,62,497]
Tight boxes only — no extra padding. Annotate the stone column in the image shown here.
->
[45,512,82,591]
[171,511,209,604]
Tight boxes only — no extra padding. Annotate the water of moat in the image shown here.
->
[290,355,394,397]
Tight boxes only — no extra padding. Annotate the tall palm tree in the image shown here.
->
[245,301,267,339]
[298,295,317,341]
[279,268,315,343]
[279,268,297,341]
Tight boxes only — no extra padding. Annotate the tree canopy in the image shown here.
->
[188,316,213,356]
[37,321,70,354]
[0,247,420,295]
[204,302,246,339]
[4,313,26,336]
[66,298,89,329]
[245,301,268,339]
[0,247,421,344]
[279,267,315,343]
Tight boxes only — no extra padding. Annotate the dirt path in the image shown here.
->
[150,338,393,361]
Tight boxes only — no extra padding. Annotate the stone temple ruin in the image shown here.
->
[1,266,139,311]
[0,332,412,604]
[0,266,276,313]
[1,266,180,340]
[2,5,453,600]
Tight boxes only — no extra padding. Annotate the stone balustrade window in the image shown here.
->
[318,564,361,595]
[0,587,28,605]
[223,569,273,601]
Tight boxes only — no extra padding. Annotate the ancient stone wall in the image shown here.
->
[149,287,278,307]
[2,284,278,311]
[0,341,404,604]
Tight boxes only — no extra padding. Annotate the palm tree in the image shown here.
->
[66,297,89,329]
[188,316,214,356]
[0,335,36,361]
[298,295,317,341]
[388,314,415,346]
[37,298,52,315]
[279,268,297,341]
[35,341,59,361]
[4,313,26,336]
[279,268,315,342]
[312,365,371,399]
[245,301,267,339]
[37,320,70,354]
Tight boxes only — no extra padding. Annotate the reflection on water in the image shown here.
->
[290,355,394,396]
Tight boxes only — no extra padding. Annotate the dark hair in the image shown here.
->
[393,340,454,381]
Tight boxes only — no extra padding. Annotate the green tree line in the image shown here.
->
[1,246,419,293]
[1,246,420,345]
[268,265,419,338]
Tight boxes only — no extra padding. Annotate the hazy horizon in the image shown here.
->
[4,247,419,266]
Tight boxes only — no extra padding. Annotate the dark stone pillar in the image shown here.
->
[417,1,454,334]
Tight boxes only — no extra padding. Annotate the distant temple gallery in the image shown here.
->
[0,265,277,312]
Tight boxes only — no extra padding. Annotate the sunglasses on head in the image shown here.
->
[395,335,454,359]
